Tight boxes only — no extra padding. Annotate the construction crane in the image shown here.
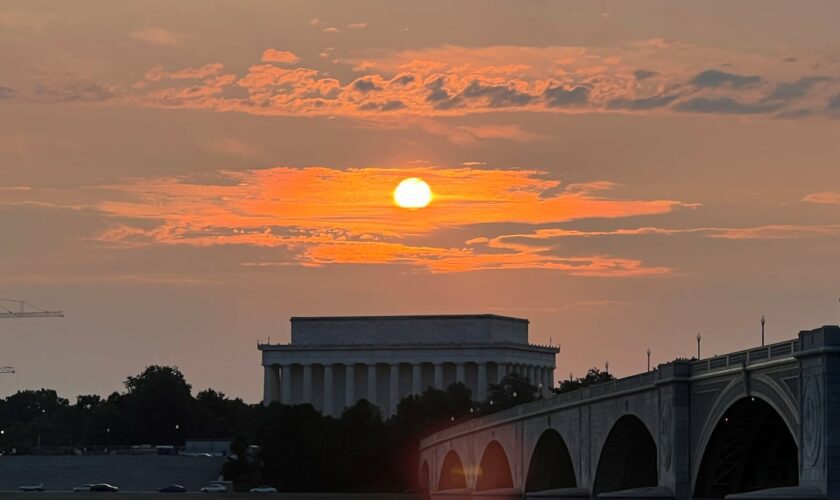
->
[0,298,64,319]
[0,298,63,374]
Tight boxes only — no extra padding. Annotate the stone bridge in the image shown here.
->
[418,325,840,499]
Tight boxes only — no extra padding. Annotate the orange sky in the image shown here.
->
[1,0,839,402]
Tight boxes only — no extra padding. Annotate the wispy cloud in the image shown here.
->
[130,27,184,46]
[803,191,840,205]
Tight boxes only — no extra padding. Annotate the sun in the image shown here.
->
[393,177,433,209]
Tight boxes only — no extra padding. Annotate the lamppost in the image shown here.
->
[761,315,766,346]
[646,348,651,372]
[605,361,609,375]
[697,332,702,359]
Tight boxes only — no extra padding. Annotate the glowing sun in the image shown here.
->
[393,177,433,209]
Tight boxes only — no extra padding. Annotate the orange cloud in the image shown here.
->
[803,191,840,205]
[89,166,684,276]
[261,49,301,65]
[129,45,840,121]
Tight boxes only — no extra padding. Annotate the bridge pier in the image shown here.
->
[655,363,692,499]
[795,325,840,499]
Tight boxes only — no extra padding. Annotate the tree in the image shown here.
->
[482,372,538,413]
[553,367,615,394]
[122,365,201,444]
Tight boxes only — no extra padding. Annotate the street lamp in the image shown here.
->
[761,315,766,346]
[646,348,651,372]
[605,361,609,375]
[697,332,702,359]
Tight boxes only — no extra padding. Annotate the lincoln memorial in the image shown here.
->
[259,314,559,417]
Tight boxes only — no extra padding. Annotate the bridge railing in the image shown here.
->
[689,338,799,375]
[422,367,661,445]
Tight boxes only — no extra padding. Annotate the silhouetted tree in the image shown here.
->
[553,367,615,394]
[122,365,201,445]
[482,372,538,413]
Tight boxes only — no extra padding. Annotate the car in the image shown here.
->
[73,484,93,492]
[19,483,45,492]
[249,486,277,493]
[200,484,227,493]
[89,483,119,492]
[159,485,187,493]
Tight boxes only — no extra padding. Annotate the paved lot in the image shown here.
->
[0,494,420,499]
[0,455,225,492]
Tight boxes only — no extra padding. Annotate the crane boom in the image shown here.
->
[0,298,64,319]
[0,311,64,319]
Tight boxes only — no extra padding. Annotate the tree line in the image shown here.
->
[0,365,613,492]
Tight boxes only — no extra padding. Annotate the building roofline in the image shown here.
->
[258,341,559,353]
[290,314,528,323]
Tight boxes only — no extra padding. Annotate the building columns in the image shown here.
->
[367,363,377,406]
[389,363,399,417]
[412,363,422,394]
[263,365,280,405]
[497,362,508,382]
[345,363,355,408]
[433,363,444,389]
[455,363,465,384]
[477,363,488,401]
[323,364,334,416]
[302,364,313,404]
[280,364,292,404]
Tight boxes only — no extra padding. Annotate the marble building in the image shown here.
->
[259,314,559,417]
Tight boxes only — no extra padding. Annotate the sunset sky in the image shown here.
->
[2,0,839,402]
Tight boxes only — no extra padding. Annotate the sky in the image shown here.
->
[1,0,839,403]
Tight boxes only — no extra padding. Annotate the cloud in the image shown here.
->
[127,45,840,121]
[346,22,367,29]
[674,97,783,115]
[130,27,184,46]
[352,77,382,93]
[206,137,257,157]
[322,27,340,33]
[261,49,300,65]
[543,85,590,107]
[689,69,762,89]
[633,70,658,80]
[32,81,113,103]
[0,86,15,99]
[79,166,685,276]
[803,192,840,205]
[607,94,678,110]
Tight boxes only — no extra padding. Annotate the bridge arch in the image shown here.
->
[475,440,514,491]
[525,429,577,492]
[438,450,468,491]
[694,396,798,498]
[593,414,658,495]
[419,460,430,493]
[692,376,799,492]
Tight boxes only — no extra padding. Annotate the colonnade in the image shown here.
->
[263,361,555,416]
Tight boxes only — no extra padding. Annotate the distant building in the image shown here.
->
[258,314,559,417]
